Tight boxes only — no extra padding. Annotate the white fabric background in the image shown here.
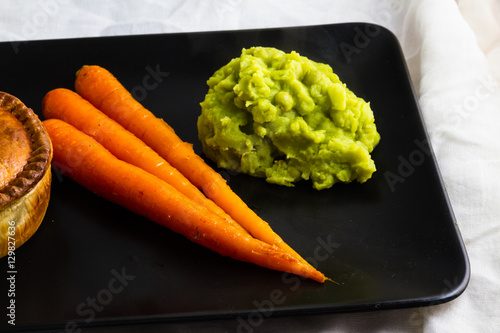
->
[1,0,499,332]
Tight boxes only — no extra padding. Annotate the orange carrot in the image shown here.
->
[42,88,247,234]
[43,118,326,282]
[74,65,315,269]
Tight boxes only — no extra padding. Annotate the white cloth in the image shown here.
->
[1,0,499,332]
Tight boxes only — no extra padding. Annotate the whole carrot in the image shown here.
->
[42,88,247,234]
[42,118,326,282]
[75,65,316,270]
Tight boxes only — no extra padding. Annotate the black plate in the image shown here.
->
[0,23,469,332]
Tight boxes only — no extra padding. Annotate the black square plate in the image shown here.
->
[0,23,469,332]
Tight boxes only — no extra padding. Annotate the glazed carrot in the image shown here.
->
[42,88,247,234]
[75,65,314,269]
[43,118,326,282]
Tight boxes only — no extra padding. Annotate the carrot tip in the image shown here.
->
[75,65,89,78]
[325,276,340,285]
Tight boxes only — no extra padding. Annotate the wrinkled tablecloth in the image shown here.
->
[1,0,499,332]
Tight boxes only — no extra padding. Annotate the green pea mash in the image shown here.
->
[198,47,380,190]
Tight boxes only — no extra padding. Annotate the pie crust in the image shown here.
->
[0,92,53,258]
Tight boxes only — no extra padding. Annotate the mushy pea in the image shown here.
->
[197,47,380,190]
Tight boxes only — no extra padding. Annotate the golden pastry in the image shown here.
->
[0,92,52,257]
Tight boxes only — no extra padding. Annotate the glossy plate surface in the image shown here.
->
[0,23,469,331]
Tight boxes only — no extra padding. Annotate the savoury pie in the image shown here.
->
[0,92,53,258]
